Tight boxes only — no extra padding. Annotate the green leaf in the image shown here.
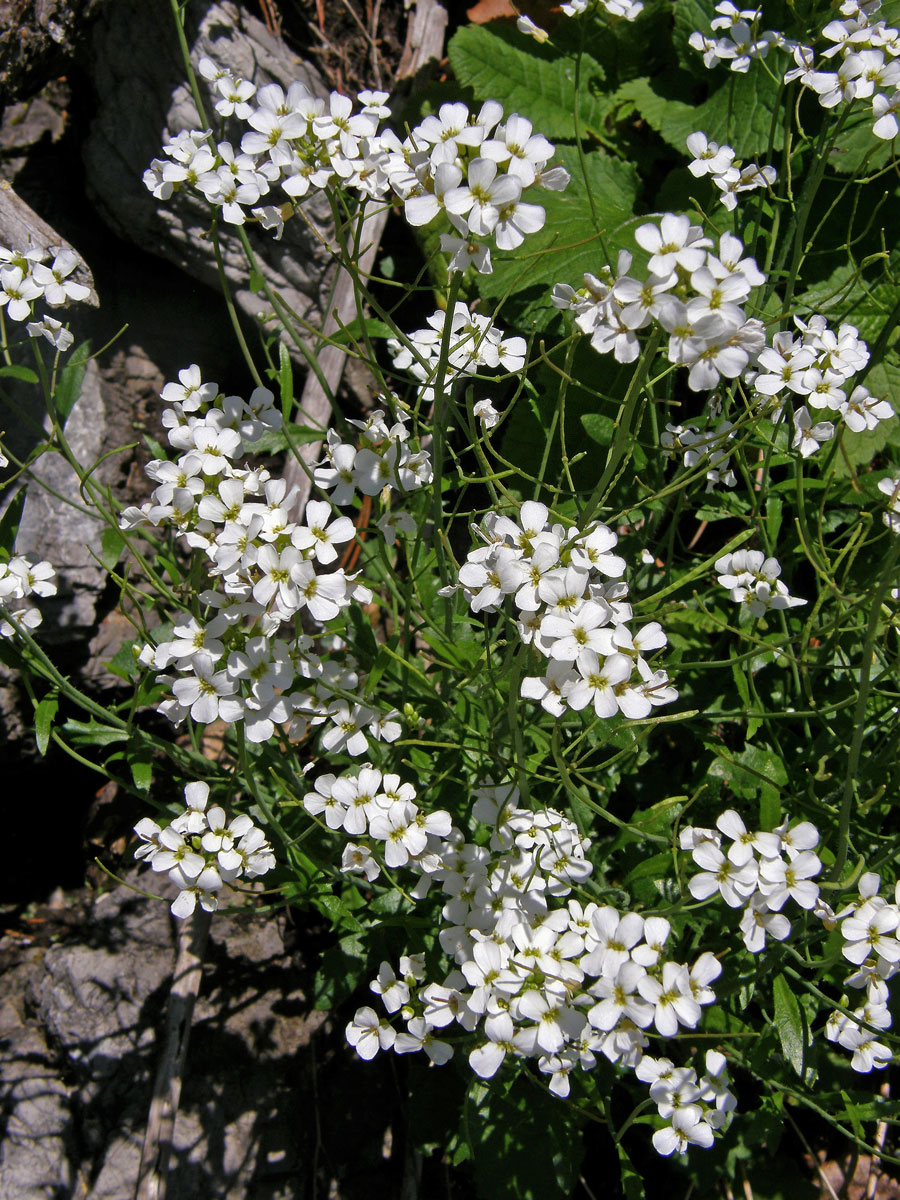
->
[672,0,714,68]
[54,340,91,425]
[35,695,58,756]
[466,1073,585,1200]
[0,364,39,384]
[249,264,265,294]
[477,143,639,330]
[616,1142,646,1200]
[243,425,327,454]
[772,973,808,1079]
[448,24,612,139]
[765,495,783,547]
[617,68,785,158]
[580,412,615,445]
[0,488,27,555]
[100,528,125,572]
[130,755,153,791]
[330,317,395,345]
[278,341,294,420]
[61,718,128,747]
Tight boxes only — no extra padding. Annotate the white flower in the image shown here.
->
[346,1006,396,1059]
[653,1107,715,1155]
[792,405,835,457]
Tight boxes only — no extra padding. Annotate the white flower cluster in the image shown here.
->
[400,104,569,274]
[443,500,677,721]
[689,2,789,74]
[339,779,731,1152]
[641,1051,736,1155]
[749,315,892,457]
[388,301,525,404]
[684,815,900,1074]
[144,62,566,270]
[785,0,900,140]
[121,365,405,755]
[0,242,90,350]
[314,405,433,514]
[827,871,900,1072]
[686,130,776,211]
[304,764,451,885]
[690,0,900,142]
[554,221,767,390]
[517,0,644,41]
[0,554,57,637]
[715,549,806,618]
[134,780,274,917]
[683,810,826,954]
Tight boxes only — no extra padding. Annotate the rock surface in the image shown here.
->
[0,878,328,1200]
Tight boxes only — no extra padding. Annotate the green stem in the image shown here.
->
[831,535,900,880]
[579,328,661,527]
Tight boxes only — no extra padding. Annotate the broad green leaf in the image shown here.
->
[833,421,897,477]
[772,973,807,1078]
[0,364,39,384]
[827,111,893,176]
[672,0,715,68]
[448,24,612,139]
[35,695,58,756]
[476,143,639,330]
[617,68,784,158]
[54,340,91,425]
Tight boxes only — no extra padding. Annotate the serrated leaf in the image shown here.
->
[617,68,784,158]
[448,24,612,138]
[61,719,128,747]
[54,340,91,426]
[35,695,58,756]
[773,973,808,1078]
[0,364,40,384]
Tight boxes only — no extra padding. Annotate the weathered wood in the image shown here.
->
[134,909,212,1200]
[0,180,98,303]
[82,0,334,349]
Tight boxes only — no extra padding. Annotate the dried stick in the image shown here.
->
[135,908,212,1200]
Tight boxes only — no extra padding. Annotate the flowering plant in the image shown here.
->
[4,0,900,1193]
